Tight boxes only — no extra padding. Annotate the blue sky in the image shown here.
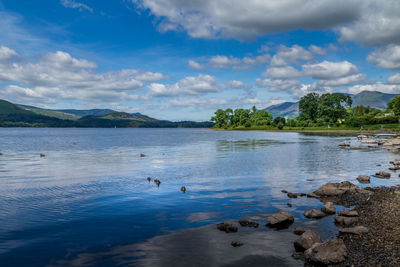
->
[0,0,400,121]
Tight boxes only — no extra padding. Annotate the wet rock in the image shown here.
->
[231,241,243,247]
[304,239,347,265]
[389,166,400,171]
[307,193,318,198]
[338,209,359,217]
[287,193,298,198]
[238,220,259,228]
[40,154,45,157]
[266,211,294,228]
[304,209,327,219]
[0,152,2,155]
[338,143,350,148]
[390,161,400,166]
[321,202,336,215]
[281,190,288,193]
[357,175,370,183]
[334,216,358,226]
[293,227,305,235]
[140,153,146,157]
[299,193,306,197]
[147,177,151,182]
[294,230,322,252]
[362,139,377,144]
[154,179,161,186]
[350,146,361,150]
[357,135,367,140]
[313,181,369,196]
[383,138,400,146]
[374,171,391,179]
[180,186,186,193]
[339,226,369,235]
[287,203,292,207]
[217,223,238,233]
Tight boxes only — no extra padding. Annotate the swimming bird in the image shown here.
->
[154,179,161,187]
[181,186,186,193]
[147,177,151,182]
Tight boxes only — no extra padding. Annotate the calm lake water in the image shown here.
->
[0,128,398,266]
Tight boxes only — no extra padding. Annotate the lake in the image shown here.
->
[0,128,398,266]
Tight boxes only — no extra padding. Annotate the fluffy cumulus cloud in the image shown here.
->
[223,80,251,90]
[367,45,400,69]
[388,73,400,84]
[148,74,220,97]
[262,66,301,79]
[270,45,314,66]
[60,0,94,13]
[0,46,167,104]
[346,83,400,95]
[302,61,359,79]
[190,54,270,71]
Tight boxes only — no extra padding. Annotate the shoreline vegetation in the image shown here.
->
[211,92,400,133]
[216,134,400,266]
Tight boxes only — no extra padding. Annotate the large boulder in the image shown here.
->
[313,181,366,197]
[266,211,294,228]
[357,175,370,184]
[294,230,322,252]
[339,226,369,235]
[305,239,347,265]
[321,202,336,215]
[335,216,358,226]
[338,209,359,217]
[383,138,400,146]
[304,209,326,219]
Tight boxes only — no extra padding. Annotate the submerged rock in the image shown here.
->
[304,209,326,219]
[305,239,347,265]
[321,202,336,215]
[266,211,294,228]
[362,139,377,144]
[338,143,350,148]
[238,220,259,228]
[147,177,151,182]
[281,190,288,193]
[338,209,359,217]
[339,226,369,235]
[294,230,322,252]
[217,223,238,233]
[140,153,146,157]
[374,171,391,179]
[231,241,243,247]
[40,153,45,157]
[357,175,370,183]
[313,181,368,196]
[335,216,358,226]
[293,227,306,235]
[287,203,292,207]
[287,193,298,198]
[154,179,161,186]
[180,186,186,193]
[306,192,318,198]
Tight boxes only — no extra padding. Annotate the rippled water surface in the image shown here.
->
[0,128,398,266]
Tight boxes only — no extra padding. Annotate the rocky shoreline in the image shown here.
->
[216,135,400,266]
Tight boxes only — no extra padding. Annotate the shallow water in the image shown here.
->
[0,128,398,266]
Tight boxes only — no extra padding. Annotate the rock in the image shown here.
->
[287,193,298,198]
[287,203,292,207]
[154,179,161,186]
[40,154,45,157]
[304,209,327,219]
[313,181,369,196]
[299,193,306,197]
[339,226,369,235]
[338,209,359,217]
[362,139,377,144]
[294,230,322,252]
[357,175,370,183]
[217,223,238,233]
[281,190,288,193]
[305,239,347,265]
[389,167,400,171]
[374,171,391,178]
[293,227,305,235]
[146,177,151,182]
[0,152,2,155]
[238,219,259,228]
[231,241,243,247]
[307,192,319,198]
[383,138,400,146]
[140,153,146,157]
[390,161,400,166]
[357,135,367,140]
[266,211,294,228]
[338,143,350,148]
[350,146,361,150]
[321,202,336,215]
[334,216,358,226]
[180,186,186,193]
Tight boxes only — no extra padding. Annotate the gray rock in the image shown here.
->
[338,209,359,217]
[231,241,243,247]
[217,223,238,233]
[305,239,347,265]
[338,143,350,147]
[306,192,319,198]
[339,226,369,235]
[321,202,336,215]
[294,230,322,252]
[287,193,298,198]
[238,220,259,228]
[357,175,370,183]
[293,227,305,235]
[334,216,358,226]
[266,211,294,227]
[313,181,369,196]
[304,209,327,219]
[374,171,391,178]
[362,139,377,144]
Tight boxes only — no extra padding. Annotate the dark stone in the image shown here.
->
[305,239,347,265]
[304,209,327,219]
[281,190,288,193]
[293,227,305,235]
[266,211,294,229]
[231,241,243,247]
[287,203,293,207]
[217,223,238,233]
[287,193,298,198]
[238,220,259,228]
[294,230,322,252]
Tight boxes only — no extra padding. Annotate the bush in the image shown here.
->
[277,122,284,130]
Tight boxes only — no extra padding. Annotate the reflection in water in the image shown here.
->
[0,128,397,266]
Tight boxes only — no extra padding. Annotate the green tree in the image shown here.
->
[211,109,229,128]
[299,93,320,122]
[317,93,352,123]
[388,96,400,115]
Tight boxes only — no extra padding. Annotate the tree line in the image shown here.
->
[211,93,400,129]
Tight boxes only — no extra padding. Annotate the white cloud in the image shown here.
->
[309,45,326,56]
[199,54,270,70]
[270,45,313,66]
[367,45,400,69]
[148,74,220,97]
[317,73,367,86]
[223,80,251,90]
[167,97,227,108]
[388,73,400,84]
[262,66,301,79]
[61,0,94,13]
[346,82,400,95]
[188,59,204,70]
[0,46,167,104]
[302,60,358,79]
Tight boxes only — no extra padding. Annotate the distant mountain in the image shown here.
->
[265,91,400,118]
[265,102,299,118]
[0,99,214,128]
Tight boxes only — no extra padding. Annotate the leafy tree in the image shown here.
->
[211,109,229,128]
[299,93,320,122]
[317,93,352,123]
[388,96,400,115]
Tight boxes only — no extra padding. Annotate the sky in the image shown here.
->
[0,0,400,121]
